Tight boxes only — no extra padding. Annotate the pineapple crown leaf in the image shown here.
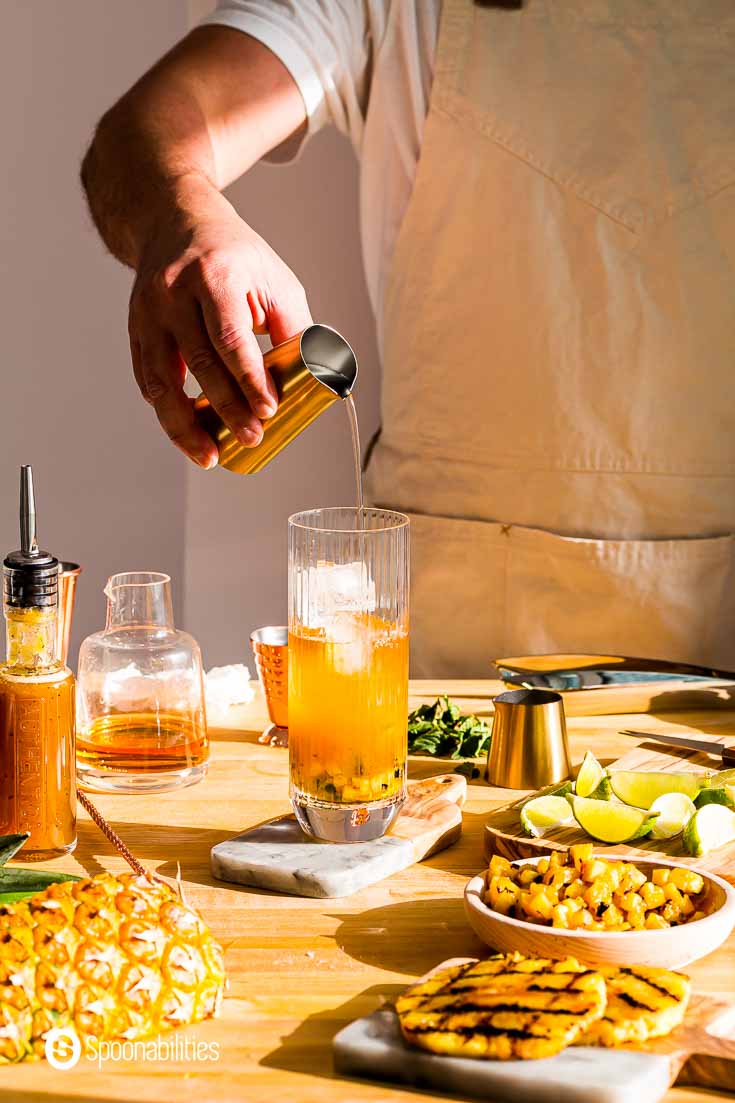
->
[0,834,30,866]
[0,833,81,906]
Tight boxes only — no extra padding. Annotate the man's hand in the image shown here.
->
[80,27,311,467]
[130,182,311,467]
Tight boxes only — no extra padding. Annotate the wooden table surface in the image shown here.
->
[6,681,735,1103]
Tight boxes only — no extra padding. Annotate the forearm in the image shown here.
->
[81,94,214,268]
[80,26,306,268]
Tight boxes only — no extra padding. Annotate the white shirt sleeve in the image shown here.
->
[198,1,375,159]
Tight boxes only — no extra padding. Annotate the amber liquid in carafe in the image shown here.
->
[77,710,208,775]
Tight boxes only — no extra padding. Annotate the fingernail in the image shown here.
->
[197,452,217,469]
[237,427,261,447]
[254,401,277,419]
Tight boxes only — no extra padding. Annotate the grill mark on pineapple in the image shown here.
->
[616,992,655,1012]
[407,1002,589,1017]
[405,1024,552,1040]
[618,967,685,1001]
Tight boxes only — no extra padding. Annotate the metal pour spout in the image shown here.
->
[20,465,39,558]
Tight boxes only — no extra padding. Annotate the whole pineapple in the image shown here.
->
[0,872,225,1061]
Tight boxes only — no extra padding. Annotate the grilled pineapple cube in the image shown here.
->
[583,880,613,911]
[517,867,540,887]
[0,873,225,1063]
[680,893,695,917]
[600,902,624,928]
[581,859,609,884]
[640,882,666,910]
[488,855,513,878]
[651,868,670,886]
[619,864,647,893]
[668,868,704,895]
[570,844,594,872]
[664,883,685,908]
[487,876,520,915]
[525,891,554,921]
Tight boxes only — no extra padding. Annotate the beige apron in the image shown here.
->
[365,0,735,677]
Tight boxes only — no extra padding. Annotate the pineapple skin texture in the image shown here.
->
[0,872,225,1062]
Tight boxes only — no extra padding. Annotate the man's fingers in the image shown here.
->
[173,307,265,446]
[136,325,217,467]
[199,283,278,419]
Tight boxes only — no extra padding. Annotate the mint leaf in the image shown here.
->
[408,696,491,763]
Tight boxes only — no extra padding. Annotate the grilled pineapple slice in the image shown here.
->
[0,872,225,1062]
[579,964,690,1047]
[396,953,607,1060]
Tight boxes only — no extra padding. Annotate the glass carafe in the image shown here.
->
[76,572,208,793]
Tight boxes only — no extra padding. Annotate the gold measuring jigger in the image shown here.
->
[250,626,288,745]
[485,688,572,789]
[195,324,358,474]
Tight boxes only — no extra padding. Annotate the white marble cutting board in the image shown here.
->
[211,774,465,898]
[333,1008,673,1103]
[333,959,735,1102]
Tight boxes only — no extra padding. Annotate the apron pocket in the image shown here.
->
[406,511,508,678]
[505,526,735,670]
[404,512,735,676]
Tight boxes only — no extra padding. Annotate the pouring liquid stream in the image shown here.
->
[344,393,364,521]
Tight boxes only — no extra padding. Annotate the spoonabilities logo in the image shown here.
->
[45,1026,82,1070]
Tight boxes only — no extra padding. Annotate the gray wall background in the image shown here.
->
[0,1,378,669]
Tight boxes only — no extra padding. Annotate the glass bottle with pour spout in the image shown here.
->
[194,324,358,473]
[0,467,76,859]
[76,572,208,793]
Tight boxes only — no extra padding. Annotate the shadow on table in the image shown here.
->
[72,818,234,881]
[261,983,398,1081]
[331,898,484,976]
[261,983,480,1102]
[206,722,272,745]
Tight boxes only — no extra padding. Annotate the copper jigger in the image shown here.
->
[195,324,358,474]
[485,688,572,789]
[250,626,288,745]
[57,562,81,666]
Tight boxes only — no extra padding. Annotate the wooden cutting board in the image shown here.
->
[333,958,735,1103]
[211,773,465,898]
[484,734,735,883]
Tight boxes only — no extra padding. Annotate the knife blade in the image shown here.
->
[620,729,735,767]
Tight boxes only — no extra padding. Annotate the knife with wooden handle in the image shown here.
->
[620,729,735,767]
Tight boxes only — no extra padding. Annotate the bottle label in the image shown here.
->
[16,697,44,830]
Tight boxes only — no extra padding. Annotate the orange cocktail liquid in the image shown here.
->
[289,615,408,805]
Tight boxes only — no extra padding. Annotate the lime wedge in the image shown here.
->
[695,786,735,811]
[610,770,700,808]
[575,751,611,800]
[649,793,697,839]
[568,794,658,843]
[705,768,735,789]
[545,780,574,798]
[520,795,575,838]
[683,803,735,857]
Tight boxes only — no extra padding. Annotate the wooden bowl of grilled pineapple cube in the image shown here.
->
[464,848,735,969]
